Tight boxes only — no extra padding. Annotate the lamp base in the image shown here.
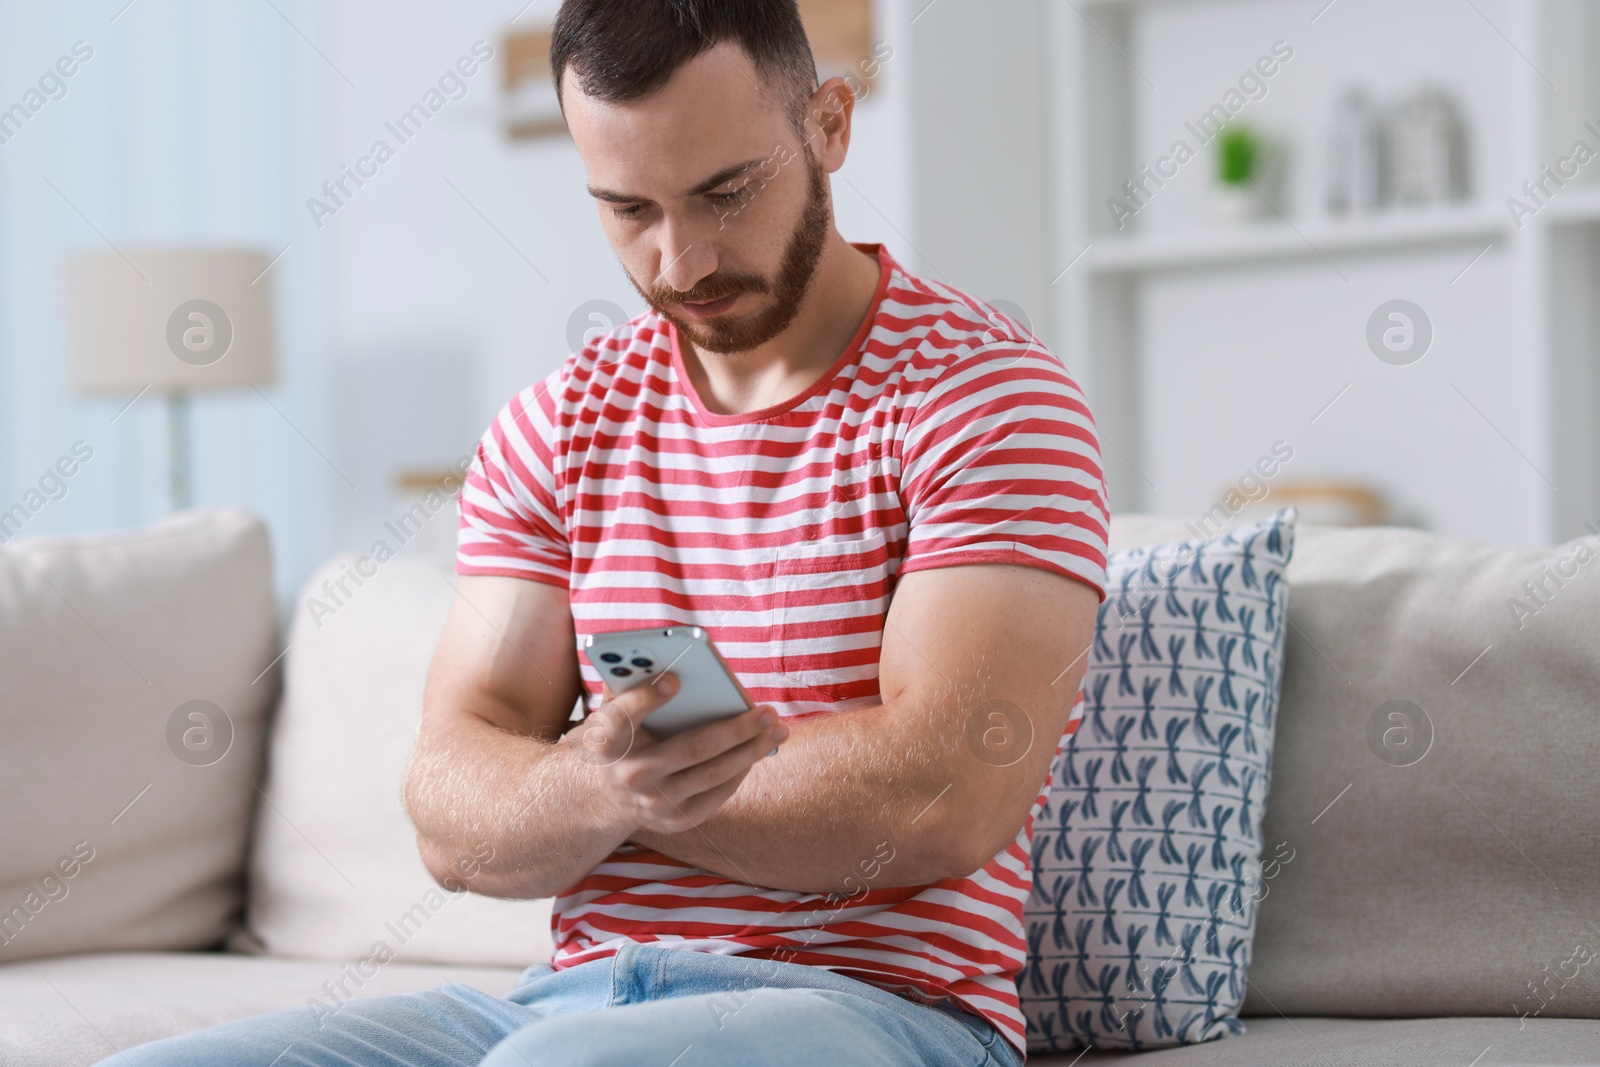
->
[167,391,191,511]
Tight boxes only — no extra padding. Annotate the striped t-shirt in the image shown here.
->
[456,242,1109,1053]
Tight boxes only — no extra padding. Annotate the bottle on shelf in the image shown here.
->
[1387,84,1470,206]
[1326,86,1384,215]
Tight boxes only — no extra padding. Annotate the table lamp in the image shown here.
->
[65,247,277,511]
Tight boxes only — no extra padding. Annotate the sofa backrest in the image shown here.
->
[1110,516,1600,1021]
[233,548,553,969]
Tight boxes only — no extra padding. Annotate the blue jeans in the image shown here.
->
[101,943,1026,1066]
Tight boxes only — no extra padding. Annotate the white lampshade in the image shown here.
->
[65,246,276,393]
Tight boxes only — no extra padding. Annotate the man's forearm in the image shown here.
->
[630,701,971,894]
[405,716,631,900]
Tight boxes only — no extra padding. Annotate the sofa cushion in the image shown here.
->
[0,507,281,964]
[0,950,524,1067]
[1106,516,1600,1022]
[236,552,554,968]
[1023,510,1297,1052]
[1037,1014,1600,1066]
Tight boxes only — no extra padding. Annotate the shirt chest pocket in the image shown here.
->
[772,529,892,690]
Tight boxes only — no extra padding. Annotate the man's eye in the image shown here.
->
[713,188,747,205]
[611,204,643,220]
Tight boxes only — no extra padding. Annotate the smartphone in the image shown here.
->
[581,625,753,738]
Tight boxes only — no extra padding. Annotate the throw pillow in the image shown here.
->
[0,507,280,963]
[1020,508,1298,1052]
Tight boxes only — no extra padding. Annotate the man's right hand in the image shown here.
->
[566,671,788,835]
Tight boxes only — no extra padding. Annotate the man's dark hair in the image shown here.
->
[550,0,819,135]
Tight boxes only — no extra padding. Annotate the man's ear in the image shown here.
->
[804,76,856,172]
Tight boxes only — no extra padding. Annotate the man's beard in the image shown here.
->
[630,148,831,355]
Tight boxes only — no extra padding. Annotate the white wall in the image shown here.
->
[899,0,1058,342]
[1138,247,1535,539]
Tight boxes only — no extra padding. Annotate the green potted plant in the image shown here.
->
[1213,124,1266,223]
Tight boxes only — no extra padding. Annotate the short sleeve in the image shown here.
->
[898,346,1109,601]
[455,372,571,588]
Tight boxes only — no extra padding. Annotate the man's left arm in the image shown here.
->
[629,559,1100,893]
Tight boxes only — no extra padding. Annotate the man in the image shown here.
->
[107,1,1106,1064]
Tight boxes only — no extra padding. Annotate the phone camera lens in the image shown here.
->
[609,666,632,677]
[630,657,654,668]
[599,652,623,664]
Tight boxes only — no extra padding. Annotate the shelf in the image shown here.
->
[1079,0,1257,11]
[1080,0,1206,8]
[1536,184,1600,225]
[1086,205,1513,274]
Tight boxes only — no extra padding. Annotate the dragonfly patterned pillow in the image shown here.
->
[1020,508,1298,1053]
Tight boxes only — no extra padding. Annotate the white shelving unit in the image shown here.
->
[1087,204,1512,274]
[1045,0,1600,544]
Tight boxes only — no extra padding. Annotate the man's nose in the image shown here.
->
[653,220,718,295]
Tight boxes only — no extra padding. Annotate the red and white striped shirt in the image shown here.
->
[456,242,1108,1054]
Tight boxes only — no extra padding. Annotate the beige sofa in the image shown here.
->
[1,507,1596,1066]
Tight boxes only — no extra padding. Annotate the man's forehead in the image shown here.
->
[562,44,794,188]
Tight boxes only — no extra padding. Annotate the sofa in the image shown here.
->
[1,506,1596,1066]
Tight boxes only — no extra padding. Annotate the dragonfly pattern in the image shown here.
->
[1020,510,1297,1053]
